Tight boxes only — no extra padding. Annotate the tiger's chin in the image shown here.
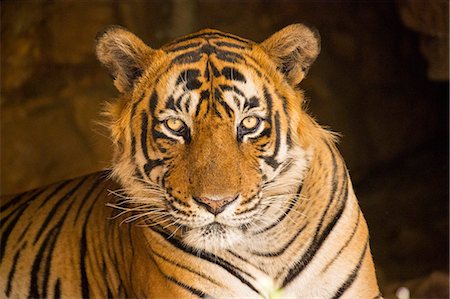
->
[182,223,243,252]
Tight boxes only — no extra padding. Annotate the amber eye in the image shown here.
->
[241,116,260,131]
[165,118,185,133]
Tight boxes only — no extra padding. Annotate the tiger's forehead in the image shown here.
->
[142,30,271,120]
[161,29,255,53]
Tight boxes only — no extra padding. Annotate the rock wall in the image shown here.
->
[1,0,448,296]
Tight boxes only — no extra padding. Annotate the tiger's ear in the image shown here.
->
[96,26,154,93]
[260,24,320,86]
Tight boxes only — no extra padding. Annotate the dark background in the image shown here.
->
[1,1,448,297]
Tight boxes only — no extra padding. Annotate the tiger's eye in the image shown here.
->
[165,118,184,132]
[241,116,259,130]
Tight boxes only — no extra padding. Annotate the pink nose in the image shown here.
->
[193,196,238,215]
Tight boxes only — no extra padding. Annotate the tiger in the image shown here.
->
[0,24,381,298]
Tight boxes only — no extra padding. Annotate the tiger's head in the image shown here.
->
[97,24,323,252]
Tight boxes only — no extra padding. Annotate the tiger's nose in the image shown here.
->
[193,196,238,215]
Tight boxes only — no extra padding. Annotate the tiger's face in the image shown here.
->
[97,25,320,251]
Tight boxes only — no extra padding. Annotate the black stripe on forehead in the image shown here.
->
[169,42,202,52]
[173,51,202,64]
[243,96,260,110]
[175,69,202,90]
[219,84,245,97]
[176,69,201,85]
[215,50,244,63]
[165,31,251,49]
[171,43,244,65]
[213,87,233,118]
[214,41,246,49]
[195,90,210,117]
[221,67,246,82]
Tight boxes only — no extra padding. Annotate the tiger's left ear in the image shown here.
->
[261,24,320,86]
[96,25,155,93]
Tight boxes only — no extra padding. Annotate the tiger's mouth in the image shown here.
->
[202,222,227,235]
[161,191,265,251]
[181,222,244,251]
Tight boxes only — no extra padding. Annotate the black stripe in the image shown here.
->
[322,209,361,273]
[79,180,104,299]
[262,86,273,123]
[33,178,87,245]
[73,175,104,224]
[143,158,166,177]
[331,241,369,299]
[168,42,202,52]
[173,50,203,64]
[176,69,202,90]
[140,111,150,161]
[54,279,61,299]
[243,96,260,110]
[226,250,266,274]
[263,112,281,169]
[313,142,340,242]
[175,94,184,110]
[41,229,60,298]
[0,189,47,262]
[129,92,146,165]
[29,225,58,298]
[221,67,246,82]
[281,149,348,287]
[214,88,233,118]
[101,261,115,298]
[219,84,246,98]
[17,221,32,243]
[0,193,25,213]
[209,61,221,77]
[165,95,175,110]
[5,244,23,297]
[149,90,159,114]
[195,95,208,117]
[184,96,192,112]
[214,41,246,49]
[286,128,292,149]
[29,179,82,299]
[151,249,221,286]
[251,223,307,257]
[1,188,47,229]
[215,49,243,63]
[166,31,250,48]
[36,181,72,210]
[153,229,259,294]
[43,181,92,298]
[166,276,206,298]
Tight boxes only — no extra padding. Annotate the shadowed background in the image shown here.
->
[1,0,448,297]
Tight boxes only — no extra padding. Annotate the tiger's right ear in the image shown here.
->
[96,26,154,93]
[260,24,320,86]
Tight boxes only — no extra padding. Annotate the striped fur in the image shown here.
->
[1,24,381,298]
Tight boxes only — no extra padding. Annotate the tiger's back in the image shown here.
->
[1,173,126,298]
